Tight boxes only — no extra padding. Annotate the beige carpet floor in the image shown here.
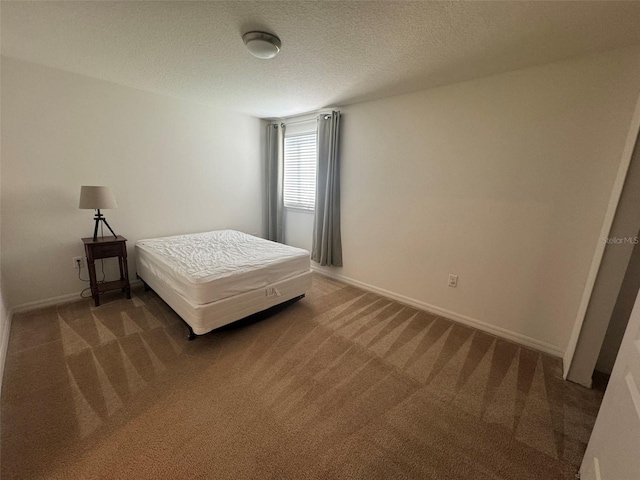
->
[2,274,604,479]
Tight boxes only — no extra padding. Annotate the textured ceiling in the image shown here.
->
[2,1,640,118]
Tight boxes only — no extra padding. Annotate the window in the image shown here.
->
[284,132,317,210]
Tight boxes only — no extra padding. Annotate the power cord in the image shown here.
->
[79,261,92,298]
[78,264,89,282]
[77,259,105,283]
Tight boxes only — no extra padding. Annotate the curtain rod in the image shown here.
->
[270,114,338,127]
[282,118,316,126]
[281,114,335,127]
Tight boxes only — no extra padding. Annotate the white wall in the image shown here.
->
[299,47,640,355]
[1,57,264,308]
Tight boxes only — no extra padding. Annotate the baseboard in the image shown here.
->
[312,268,565,358]
[11,291,84,315]
[10,279,143,315]
[10,272,564,357]
[0,308,13,397]
[0,305,12,471]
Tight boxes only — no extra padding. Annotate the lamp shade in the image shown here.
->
[79,186,118,209]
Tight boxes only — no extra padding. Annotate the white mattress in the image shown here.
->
[135,230,310,305]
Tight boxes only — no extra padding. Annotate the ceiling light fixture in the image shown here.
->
[242,31,281,59]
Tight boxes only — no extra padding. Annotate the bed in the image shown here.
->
[135,230,312,339]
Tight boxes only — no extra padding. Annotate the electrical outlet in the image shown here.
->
[73,256,85,270]
[448,274,458,287]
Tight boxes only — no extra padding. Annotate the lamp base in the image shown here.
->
[93,209,117,241]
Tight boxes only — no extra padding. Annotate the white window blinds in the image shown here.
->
[284,132,317,210]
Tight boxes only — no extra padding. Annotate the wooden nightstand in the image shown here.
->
[82,235,131,307]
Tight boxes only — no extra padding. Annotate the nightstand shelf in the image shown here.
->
[82,235,131,307]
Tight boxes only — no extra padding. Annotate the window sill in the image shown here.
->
[285,206,314,214]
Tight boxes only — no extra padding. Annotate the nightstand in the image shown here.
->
[82,235,131,307]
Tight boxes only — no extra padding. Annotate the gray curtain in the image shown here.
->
[312,111,343,266]
[266,123,285,243]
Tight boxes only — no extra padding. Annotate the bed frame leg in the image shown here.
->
[136,274,151,292]
[187,325,197,341]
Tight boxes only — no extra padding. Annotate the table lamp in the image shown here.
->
[79,186,118,241]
